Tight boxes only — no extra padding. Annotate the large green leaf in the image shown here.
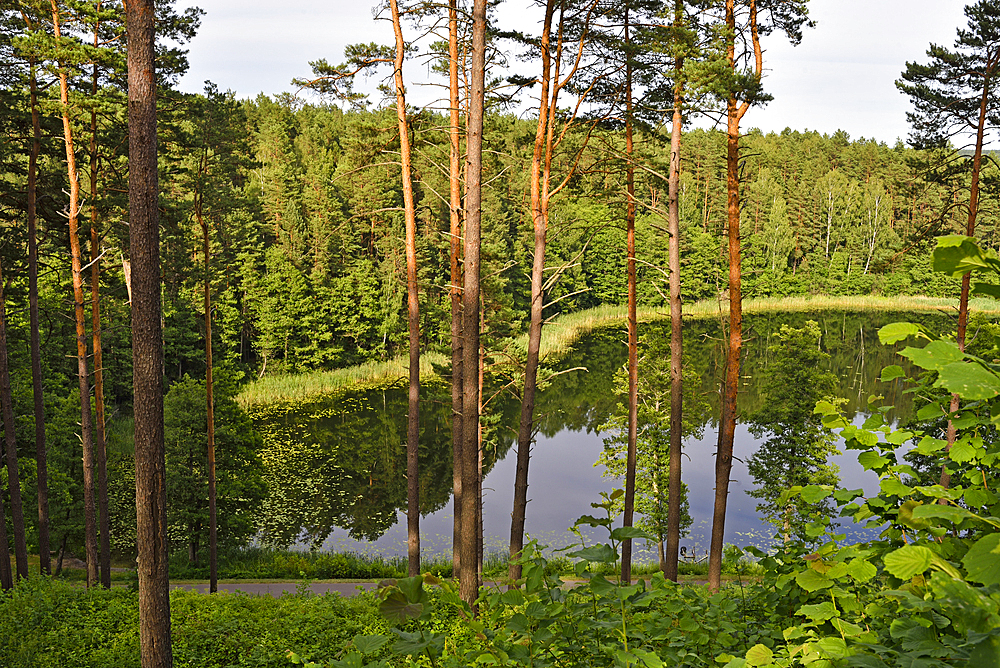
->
[949,437,978,463]
[933,235,991,277]
[797,601,838,621]
[568,544,618,563]
[934,362,1000,400]
[879,478,912,497]
[611,526,655,541]
[971,282,1000,299]
[858,451,890,471]
[911,503,973,525]
[379,591,424,622]
[880,365,906,382]
[744,644,774,667]
[962,533,1000,585]
[878,322,922,344]
[795,567,833,592]
[883,545,932,580]
[847,558,877,582]
[352,635,393,655]
[900,340,963,372]
[801,485,833,503]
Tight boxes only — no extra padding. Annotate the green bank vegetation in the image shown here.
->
[238,294,1000,407]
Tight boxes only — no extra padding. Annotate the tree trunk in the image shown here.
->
[52,0,99,589]
[448,0,464,581]
[0,259,29,580]
[509,0,556,585]
[0,479,10,589]
[390,0,421,577]
[709,0,758,592]
[91,39,111,588]
[621,8,639,587]
[461,0,488,608]
[941,72,991,491]
[664,0,685,582]
[27,51,51,577]
[478,337,485,578]
[198,196,218,593]
[127,0,174,664]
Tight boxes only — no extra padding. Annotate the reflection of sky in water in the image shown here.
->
[317,414,887,562]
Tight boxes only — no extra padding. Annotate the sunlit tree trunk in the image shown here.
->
[448,0,464,581]
[389,0,422,577]
[709,0,759,592]
[509,0,556,585]
[664,0,685,583]
[52,0,99,589]
[127,0,173,663]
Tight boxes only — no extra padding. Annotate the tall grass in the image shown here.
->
[238,294,999,407]
[238,351,448,408]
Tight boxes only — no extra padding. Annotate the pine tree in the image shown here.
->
[898,0,1000,488]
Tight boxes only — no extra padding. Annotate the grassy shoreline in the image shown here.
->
[238,294,1000,408]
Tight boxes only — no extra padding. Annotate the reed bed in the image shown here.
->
[238,294,999,407]
[237,351,447,408]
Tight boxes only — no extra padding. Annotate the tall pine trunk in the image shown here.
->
[664,0,685,583]
[0,259,29,580]
[389,0,421,577]
[461,0,487,608]
[621,9,639,587]
[127,0,173,663]
[27,51,51,577]
[91,41,111,589]
[448,0,464,581]
[709,0,759,592]
[52,0,99,589]
[198,194,218,593]
[509,0,555,584]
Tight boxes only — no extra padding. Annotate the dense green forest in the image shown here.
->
[4,0,1000,665]
[0,0,999,565]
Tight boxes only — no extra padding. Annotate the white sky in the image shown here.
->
[175,0,971,146]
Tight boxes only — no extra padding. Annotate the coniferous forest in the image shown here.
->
[2,0,1000,666]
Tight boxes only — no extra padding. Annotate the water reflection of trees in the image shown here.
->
[253,310,952,545]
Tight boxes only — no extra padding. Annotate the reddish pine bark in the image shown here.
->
[127,0,174,664]
[389,0,422,577]
[51,0,99,588]
[709,0,759,592]
[448,0,464,582]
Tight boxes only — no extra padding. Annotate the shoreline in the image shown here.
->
[237,294,998,409]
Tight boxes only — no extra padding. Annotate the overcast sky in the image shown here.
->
[174,0,972,146]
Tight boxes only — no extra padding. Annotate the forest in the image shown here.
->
[2,0,1000,666]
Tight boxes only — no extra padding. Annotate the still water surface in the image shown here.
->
[254,309,952,560]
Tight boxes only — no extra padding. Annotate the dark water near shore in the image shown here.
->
[253,309,952,560]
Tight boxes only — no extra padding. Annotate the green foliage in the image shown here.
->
[0,576,393,668]
[164,372,267,559]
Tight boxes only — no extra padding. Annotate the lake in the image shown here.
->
[252,309,953,562]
